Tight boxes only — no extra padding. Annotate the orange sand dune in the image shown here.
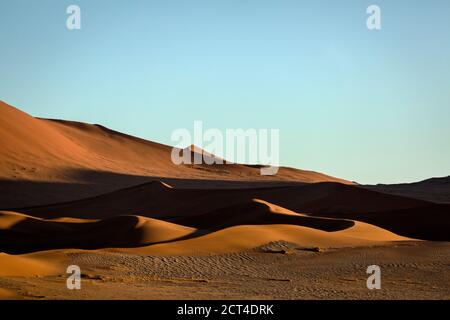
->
[0,252,63,277]
[20,180,427,220]
[0,210,196,253]
[0,193,422,255]
[17,179,444,241]
[0,100,352,208]
[169,198,356,231]
[117,222,411,256]
[0,205,410,257]
[0,100,448,268]
[317,203,450,242]
[0,197,356,253]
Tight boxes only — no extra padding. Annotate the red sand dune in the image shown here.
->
[0,100,352,208]
[12,179,449,243]
[0,100,449,259]
[17,180,427,219]
[0,199,411,255]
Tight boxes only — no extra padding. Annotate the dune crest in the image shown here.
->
[117,222,411,256]
[0,210,197,253]
[0,100,353,207]
[15,178,447,242]
[0,252,63,277]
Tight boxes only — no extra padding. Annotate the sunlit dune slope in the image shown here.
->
[116,222,411,256]
[0,100,352,207]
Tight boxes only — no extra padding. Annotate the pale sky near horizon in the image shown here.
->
[1,0,449,184]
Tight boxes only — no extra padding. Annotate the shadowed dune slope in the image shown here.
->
[12,181,450,242]
[169,199,355,231]
[364,176,450,204]
[0,210,196,254]
[19,181,427,219]
[317,203,450,241]
[1,198,355,253]
[15,182,450,241]
[0,198,410,255]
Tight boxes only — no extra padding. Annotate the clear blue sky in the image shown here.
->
[1,0,449,184]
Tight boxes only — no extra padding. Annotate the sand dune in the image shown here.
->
[19,180,426,220]
[0,210,197,253]
[0,100,352,208]
[15,179,445,241]
[170,198,356,231]
[0,100,449,301]
[117,222,410,256]
[0,252,62,277]
[0,191,422,255]
[364,176,450,204]
[318,203,450,241]
[0,207,410,256]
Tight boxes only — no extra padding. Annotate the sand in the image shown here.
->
[364,176,450,203]
[0,252,62,277]
[1,242,449,300]
[0,100,352,208]
[0,100,449,300]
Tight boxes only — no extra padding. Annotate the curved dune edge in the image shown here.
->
[1,202,412,256]
[0,211,197,251]
[135,216,197,244]
[109,222,412,256]
[0,252,65,277]
[168,198,356,233]
[1,221,410,260]
[335,220,413,241]
[0,198,377,255]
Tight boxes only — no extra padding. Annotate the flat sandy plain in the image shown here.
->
[1,241,449,300]
[0,101,449,300]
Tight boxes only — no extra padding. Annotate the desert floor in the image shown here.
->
[1,241,449,300]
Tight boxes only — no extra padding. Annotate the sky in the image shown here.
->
[1,0,449,184]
